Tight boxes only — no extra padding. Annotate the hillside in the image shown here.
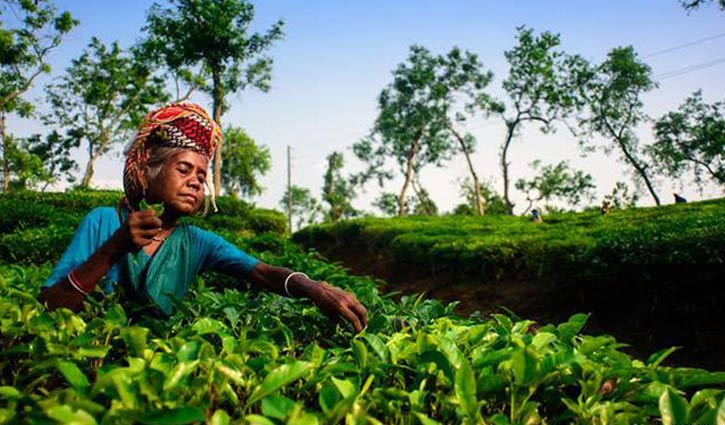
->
[295,199,725,369]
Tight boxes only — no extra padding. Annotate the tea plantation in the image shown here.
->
[1,191,724,424]
[295,199,725,371]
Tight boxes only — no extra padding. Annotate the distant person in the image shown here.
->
[674,193,688,204]
[600,200,612,215]
[531,209,543,223]
[38,102,367,333]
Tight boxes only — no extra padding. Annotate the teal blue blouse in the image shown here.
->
[44,207,259,313]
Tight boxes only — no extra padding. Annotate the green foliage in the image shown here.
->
[515,160,596,214]
[279,185,321,232]
[495,26,589,214]
[321,151,357,223]
[296,197,725,282]
[578,46,661,205]
[352,45,455,215]
[2,261,724,423]
[1,189,724,422]
[454,178,509,216]
[221,126,271,199]
[44,37,168,188]
[373,192,399,217]
[649,90,725,188]
[0,191,285,264]
[140,0,284,194]
[0,0,78,192]
[0,135,47,191]
[680,0,725,11]
[602,181,640,210]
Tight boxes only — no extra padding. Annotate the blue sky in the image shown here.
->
[7,1,725,214]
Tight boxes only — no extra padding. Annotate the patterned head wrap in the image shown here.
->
[123,102,222,211]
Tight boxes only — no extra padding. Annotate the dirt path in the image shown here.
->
[317,242,725,371]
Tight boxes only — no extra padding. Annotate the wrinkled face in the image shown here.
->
[146,150,207,216]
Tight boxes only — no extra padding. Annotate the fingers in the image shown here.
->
[349,301,368,330]
[131,211,163,229]
[315,282,368,334]
[126,211,164,248]
[339,305,364,333]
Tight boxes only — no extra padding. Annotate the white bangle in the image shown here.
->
[67,272,89,296]
[284,272,309,298]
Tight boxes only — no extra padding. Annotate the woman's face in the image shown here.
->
[147,150,207,216]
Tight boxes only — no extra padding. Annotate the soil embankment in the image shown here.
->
[312,239,725,371]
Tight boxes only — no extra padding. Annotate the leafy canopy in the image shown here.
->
[221,126,271,199]
[44,37,168,188]
[515,160,596,214]
[321,151,357,223]
[649,90,725,187]
[494,26,589,213]
[578,46,660,206]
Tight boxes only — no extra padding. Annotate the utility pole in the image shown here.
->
[287,145,292,234]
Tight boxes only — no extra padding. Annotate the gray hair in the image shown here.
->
[144,146,210,216]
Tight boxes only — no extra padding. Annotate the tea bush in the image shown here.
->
[0,191,724,423]
[294,198,725,283]
[0,191,286,265]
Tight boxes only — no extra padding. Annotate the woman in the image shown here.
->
[38,102,368,333]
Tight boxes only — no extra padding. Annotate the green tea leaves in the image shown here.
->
[55,360,91,394]
[659,387,689,425]
[139,199,165,217]
[247,361,314,406]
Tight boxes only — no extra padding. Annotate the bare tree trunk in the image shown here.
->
[1,112,8,192]
[212,68,224,197]
[398,138,420,216]
[411,178,435,216]
[80,158,95,188]
[616,135,660,206]
[80,149,101,188]
[448,124,483,215]
[501,121,516,215]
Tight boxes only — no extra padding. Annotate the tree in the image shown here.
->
[44,37,167,188]
[0,131,76,191]
[680,0,725,11]
[648,91,724,188]
[352,45,453,216]
[321,151,357,222]
[0,0,77,192]
[1,135,42,190]
[603,181,639,209]
[24,131,76,190]
[373,192,400,217]
[515,160,595,214]
[491,27,589,214]
[438,47,496,215]
[279,185,321,233]
[221,126,270,199]
[410,183,438,216]
[453,177,509,215]
[579,46,661,205]
[142,0,284,196]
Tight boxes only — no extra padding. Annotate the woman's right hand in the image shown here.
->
[114,210,164,253]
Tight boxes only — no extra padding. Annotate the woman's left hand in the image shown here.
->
[309,282,368,333]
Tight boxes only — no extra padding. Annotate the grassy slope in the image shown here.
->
[294,198,725,282]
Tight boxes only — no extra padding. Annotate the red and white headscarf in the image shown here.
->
[123,102,222,211]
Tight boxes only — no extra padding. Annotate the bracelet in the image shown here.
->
[67,271,90,296]
[284,272,309,298]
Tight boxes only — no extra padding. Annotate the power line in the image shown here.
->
[644,32,725,58]
[655,57,725,80]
